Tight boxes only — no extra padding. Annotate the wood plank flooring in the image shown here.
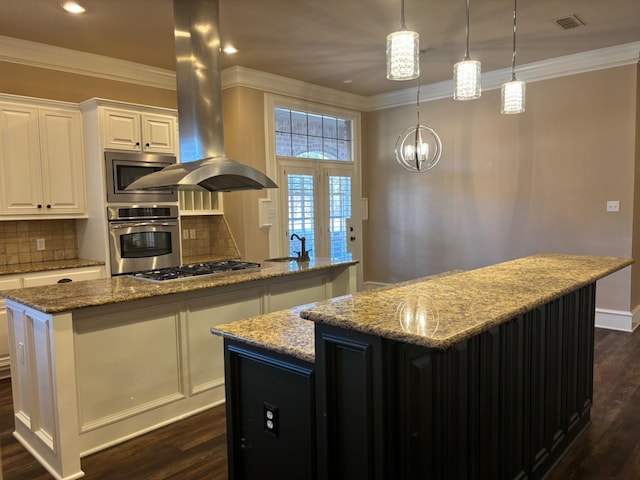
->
[0,327,638,479]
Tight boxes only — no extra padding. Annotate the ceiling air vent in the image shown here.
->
[552,15,585,31]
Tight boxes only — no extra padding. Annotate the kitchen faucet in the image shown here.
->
[290,234,311,261]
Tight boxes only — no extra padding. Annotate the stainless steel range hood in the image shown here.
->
[127,0,277,193]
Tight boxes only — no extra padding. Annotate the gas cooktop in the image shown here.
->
[129,260,261,282]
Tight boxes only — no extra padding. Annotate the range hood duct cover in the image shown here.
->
[127,0,277,193]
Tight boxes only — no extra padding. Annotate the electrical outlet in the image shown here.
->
[183,229,189,240]
[36,238,45,251]
[606,200,620,213]
[263,403,279,437]
[189,229,197,239]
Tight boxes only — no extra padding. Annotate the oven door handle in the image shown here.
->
[109,221,178,229]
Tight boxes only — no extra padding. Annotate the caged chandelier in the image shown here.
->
[453,0,481,100]
[386,0,420,81]
[395,84,442,173]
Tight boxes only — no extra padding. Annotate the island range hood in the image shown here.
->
[126,0,277,193]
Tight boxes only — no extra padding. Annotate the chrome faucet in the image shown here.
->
[290,234,311,261]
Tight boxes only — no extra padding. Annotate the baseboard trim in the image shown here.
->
[594,308,638,333]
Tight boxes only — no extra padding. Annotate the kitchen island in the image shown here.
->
[0,258,356,480]
[212,254,632,480]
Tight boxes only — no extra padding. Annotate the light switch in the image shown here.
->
[190,229,197,239]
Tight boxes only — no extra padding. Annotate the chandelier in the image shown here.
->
[453,0,481,100]
[501,0,525,114]
[395,84,442,172]
[386,0,420,81]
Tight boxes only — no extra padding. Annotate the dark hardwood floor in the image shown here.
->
[0,327,638,479]
[0,383,228,479]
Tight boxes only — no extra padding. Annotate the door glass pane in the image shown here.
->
[329,175,352,260]
[287,174,315,258]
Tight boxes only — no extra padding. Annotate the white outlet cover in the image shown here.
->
[606,201,620,212]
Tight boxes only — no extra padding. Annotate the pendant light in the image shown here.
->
[386,0,420,81]
[501,0,525,114]
[395,84,442,172]
[453,0,481,100]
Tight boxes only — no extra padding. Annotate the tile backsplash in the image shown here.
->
[0,220,78,266]
[180,215,240,259]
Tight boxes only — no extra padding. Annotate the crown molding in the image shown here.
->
[1,35,638,112]
[221,66,369,112]
[0,35,176,91]
[367,41,640,111]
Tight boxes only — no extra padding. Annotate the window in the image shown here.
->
[275,108,352,161]
[265,96,360,272]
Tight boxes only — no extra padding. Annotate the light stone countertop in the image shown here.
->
[0,259,105,277]
[211,254,632,359]
[211,270,464,362]
[0,258,357,314]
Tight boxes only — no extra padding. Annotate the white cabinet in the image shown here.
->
[0,265,104,379]
[0,276,22,379]
[0,100,86,217]
[101,107,177,154]
[22,266,104,287]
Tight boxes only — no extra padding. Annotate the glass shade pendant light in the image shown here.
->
[501,0,525,114]
[395,84,442,172]
[386,0,420,81]
[453,0,481,100]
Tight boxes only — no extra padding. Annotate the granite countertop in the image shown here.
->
[211,254,632,359]
[0,259,105,277]
[0,258,356,314]
[211,270,464,362]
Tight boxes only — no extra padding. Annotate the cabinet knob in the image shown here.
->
[46,204,51,209]
[135,141,141,147]
[57,278,72,284]
[37,204,42,209]
[145,143,150,148]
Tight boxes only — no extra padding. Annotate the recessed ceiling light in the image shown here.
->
[223,45,238,54]
[62,2,86,14]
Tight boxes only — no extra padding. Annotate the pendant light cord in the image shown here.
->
[464,0,470,60]
[511,0,518,81]
[400,0,407,29]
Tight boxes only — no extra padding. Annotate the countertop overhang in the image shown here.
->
[0,258,357,313]
[300,254,632,349]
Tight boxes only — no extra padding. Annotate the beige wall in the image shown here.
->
[0,62,176,107]
[364,65,638,312]
[632,63,640,309]
[222,86,271,263]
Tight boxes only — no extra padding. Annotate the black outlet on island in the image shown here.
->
[263,403,279,438]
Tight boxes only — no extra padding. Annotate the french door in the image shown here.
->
[280,161,353,260]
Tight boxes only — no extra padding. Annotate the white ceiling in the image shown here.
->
[0,0,638,97]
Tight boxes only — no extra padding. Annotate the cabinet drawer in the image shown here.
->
[22,267,104,287]
[0,277,23,291]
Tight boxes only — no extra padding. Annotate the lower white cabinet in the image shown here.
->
[5,263,355,479]
[22,266,104,288]
[0,265,104,378]
[0,277,22,378]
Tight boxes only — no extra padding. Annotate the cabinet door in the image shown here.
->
[38,107,87,215]
[101,108,142,151]
[141,113,176,153]
[0,276,22,378]
[0,103,43,215]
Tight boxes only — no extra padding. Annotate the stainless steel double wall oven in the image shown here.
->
[105,151,181,276]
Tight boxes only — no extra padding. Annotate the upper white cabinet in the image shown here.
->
[101,107,177,154]
[0,99,86,217]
